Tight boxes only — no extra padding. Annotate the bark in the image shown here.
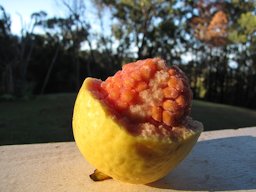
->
[40,45,60,94]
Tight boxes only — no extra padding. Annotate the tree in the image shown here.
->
[181,0,256,107]
[0,5,17,95]
[93,0,178,61]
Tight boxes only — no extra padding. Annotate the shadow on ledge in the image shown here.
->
[148,136,256,191]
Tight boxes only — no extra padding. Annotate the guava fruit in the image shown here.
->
[72,58,203,184]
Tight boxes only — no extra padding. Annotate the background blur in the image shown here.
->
[1,0,256,145]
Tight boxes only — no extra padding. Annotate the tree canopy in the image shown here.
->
[0,0,256,109]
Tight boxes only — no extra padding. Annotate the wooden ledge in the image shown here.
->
[0,127,256,192]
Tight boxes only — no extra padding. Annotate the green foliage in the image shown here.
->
[238,12,256,34]
[228,30,247,43]
[228,12,256,43]
[94,0,177,59]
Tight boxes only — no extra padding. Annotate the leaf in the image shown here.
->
[228,30,247,43]
[238,12,256,34]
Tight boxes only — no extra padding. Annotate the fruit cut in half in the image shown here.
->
[73,58,203,184]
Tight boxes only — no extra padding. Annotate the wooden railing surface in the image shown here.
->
[1,127,255,192]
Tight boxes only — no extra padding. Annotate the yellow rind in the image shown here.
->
[73,77,203,184]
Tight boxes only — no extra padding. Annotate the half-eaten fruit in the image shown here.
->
[73,58,203,184]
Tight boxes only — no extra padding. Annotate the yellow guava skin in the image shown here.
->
[73,78,203,184]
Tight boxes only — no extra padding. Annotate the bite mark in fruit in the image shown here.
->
[100,58,192,132]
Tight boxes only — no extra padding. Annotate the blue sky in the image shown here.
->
[0,0,111,35]
[1,0,63,34]
[0,0,193,59]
